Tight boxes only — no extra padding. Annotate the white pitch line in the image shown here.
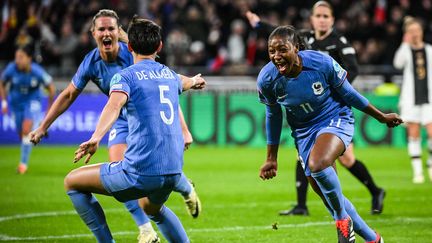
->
[0,196,428,223]
[1,217,432,241]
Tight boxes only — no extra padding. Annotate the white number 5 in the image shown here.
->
[159,85,174,125]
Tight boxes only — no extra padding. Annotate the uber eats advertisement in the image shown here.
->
[0,92,409,147]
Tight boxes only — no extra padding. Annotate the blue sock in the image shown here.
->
[311,166,348,220]
[67,190,114,243]
[344,196,376,241]
[149,205,189,243]
[124,200,150,226]
[173,173,192,197]
[20,136,32,165]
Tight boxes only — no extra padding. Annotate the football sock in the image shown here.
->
[124,200,150,227]
[67,190,114,243]
[408,138,423,176]
[295,160,308,208]
[149,205,189,243]
[173,172,192,197]
[20,135,32,165]
[348,160,380,195]
[343,196,376,241]
[311,166,348,220]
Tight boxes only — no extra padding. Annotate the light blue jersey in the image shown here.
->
[72,42,133,147]
[72,42,133,94]
[1,62,52,132]
[110,59,184,176]
[258,50,369,175]
[1,62,52,109]
[258,50,353,140]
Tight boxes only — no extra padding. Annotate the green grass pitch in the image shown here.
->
[0,146,431,242]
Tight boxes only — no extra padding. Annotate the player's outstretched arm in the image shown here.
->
[30,83,81,145]
[245,11,261,28]
[362,104,403,128]
[180,74,206,91]
[74,91,127,164]
[179,106,193,150]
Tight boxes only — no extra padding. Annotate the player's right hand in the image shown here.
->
[259,160,278,180]
[29,128,47,145]
[245,11,260,28]
[183,130,193,150]
[74,139,99,164]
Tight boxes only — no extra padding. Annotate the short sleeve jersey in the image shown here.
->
[72,42,133,95]
[257,50,352,137]
[109,59,184,176]
[1,62,52,108]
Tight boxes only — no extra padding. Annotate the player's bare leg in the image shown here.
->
[64,164,114,242]
[17,119,33,174]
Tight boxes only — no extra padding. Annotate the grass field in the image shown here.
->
[0,145,431,242]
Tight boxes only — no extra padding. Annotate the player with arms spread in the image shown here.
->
[258,25,401,243]
[66,16,205,243]
[30,9,201,242]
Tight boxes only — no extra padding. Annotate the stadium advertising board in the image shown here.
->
[0,93,409,147]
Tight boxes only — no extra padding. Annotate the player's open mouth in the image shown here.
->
[275,63,287,73]
[102,38,112,49]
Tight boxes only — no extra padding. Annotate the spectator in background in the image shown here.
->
[53,21,78,76]
[227,19,246,65]
[393,16,432,183]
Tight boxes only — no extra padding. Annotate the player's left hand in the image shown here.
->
[29,128,47,145]
[382,113,403,128]
[74,139,99,164]
[183,130,193,150]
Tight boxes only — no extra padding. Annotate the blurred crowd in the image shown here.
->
[1,0,432,76]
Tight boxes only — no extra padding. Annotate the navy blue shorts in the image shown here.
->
[100,162,181,204]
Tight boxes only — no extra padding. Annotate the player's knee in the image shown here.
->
[338,155,355,168]
[308,157,333,172]
[64,170,78,191]
[141,198,162,216]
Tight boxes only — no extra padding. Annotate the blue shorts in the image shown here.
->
[295,113,355,176]
[108,113,128,147]
[11,100,42,132]
[100,162,181,204]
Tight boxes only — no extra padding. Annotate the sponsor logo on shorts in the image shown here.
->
[109,128,117,141]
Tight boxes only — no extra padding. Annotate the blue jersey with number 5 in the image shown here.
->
[110,59,183,176]
[257,50,353,137]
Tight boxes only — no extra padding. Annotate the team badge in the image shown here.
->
[110,73,121,86]
[312,82,324,95]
